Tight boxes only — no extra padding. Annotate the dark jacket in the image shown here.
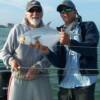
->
[47,21,99,82]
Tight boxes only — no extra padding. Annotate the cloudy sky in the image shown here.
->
[0,0,100,29]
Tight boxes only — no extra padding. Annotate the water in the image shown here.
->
[0,27,10,49]
[0,27,100,100]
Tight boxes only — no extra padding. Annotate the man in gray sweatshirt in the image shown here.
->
[1,0,53,100]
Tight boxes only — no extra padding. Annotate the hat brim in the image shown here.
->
[57,4,73,12]
[27,5,42,12]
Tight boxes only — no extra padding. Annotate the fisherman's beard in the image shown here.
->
[30,18,41,27]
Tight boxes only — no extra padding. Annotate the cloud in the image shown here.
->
[0,0,27,10]
[0,1,25,24]
[74,0,100,3]
[0,0,99,28]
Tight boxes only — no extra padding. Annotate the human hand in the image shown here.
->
[25,67,39,80]
[59,28,70,45]
[9,59,20,71]
[39,44,49,54]
[29,40,41,49]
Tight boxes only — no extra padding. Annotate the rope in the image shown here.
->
[0,67,100,72]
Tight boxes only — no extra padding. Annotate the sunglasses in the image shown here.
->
[28,7,42,13]
[59,7,73,14]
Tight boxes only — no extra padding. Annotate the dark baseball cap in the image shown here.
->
[57,0,76,13]
[26,0,42,12]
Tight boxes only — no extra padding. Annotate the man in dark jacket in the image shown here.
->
[44,0,99,100]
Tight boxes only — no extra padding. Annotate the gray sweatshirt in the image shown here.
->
[1,23,51,79]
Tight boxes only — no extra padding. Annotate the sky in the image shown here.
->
[0,0,100,30]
